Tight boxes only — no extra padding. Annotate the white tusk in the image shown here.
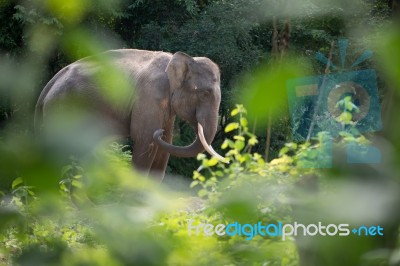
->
[198,123,229,163]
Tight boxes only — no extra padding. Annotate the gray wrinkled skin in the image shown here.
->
[35,49,221,181]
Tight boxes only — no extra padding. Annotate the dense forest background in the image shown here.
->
[0,0,395,176]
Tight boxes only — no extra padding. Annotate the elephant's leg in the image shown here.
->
[130,104,165,176]
[130,97,174,178]
[149,128,173,181]
[149,151,170,182]
[131,136,159,176]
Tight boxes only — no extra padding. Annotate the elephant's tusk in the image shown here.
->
[198,123,229,163]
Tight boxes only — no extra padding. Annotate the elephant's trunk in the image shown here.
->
[153,113,227,162]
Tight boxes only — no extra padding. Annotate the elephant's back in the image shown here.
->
[38,49,172,134]
[106,49,173,81]
[75,49,172,72]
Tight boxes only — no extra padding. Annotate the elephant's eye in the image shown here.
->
[197,88,212,100]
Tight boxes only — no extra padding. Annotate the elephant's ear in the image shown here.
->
[165,52,195,91]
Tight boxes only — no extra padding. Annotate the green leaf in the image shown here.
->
[233,135,245,141]
[235,140,245,151]
[61,165,73,177]
[190,181,199,188]
[225,122,239,133]
[342,96,359,113]
[198,189,208,198]
[193,171,201,180]
[248,137,258,146]
[227,140,235,148]
[197,153,206,160]
[279,146,289,157]
[253,153,262,160]
[60,183,67,192]
[337,111,352,124]
[12,177,23,190]
[344,96,353,111]
[221,139,229,149]
[285,142,297,150]
[240,117,248,127]
[71,179,83,188]
[241,60,310,127]
[206,158,219,167]
[231,108,239,116]
[215,171,224,177]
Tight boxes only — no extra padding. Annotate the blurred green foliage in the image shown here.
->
[2,104,399,265]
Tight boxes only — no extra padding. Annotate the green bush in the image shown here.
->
[1,103,400,266]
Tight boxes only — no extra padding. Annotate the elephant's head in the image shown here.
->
[153,52,226,162]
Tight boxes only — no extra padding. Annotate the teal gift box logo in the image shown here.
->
[286,39,382,167]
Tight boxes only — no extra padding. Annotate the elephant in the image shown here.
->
[34,49,226,181]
